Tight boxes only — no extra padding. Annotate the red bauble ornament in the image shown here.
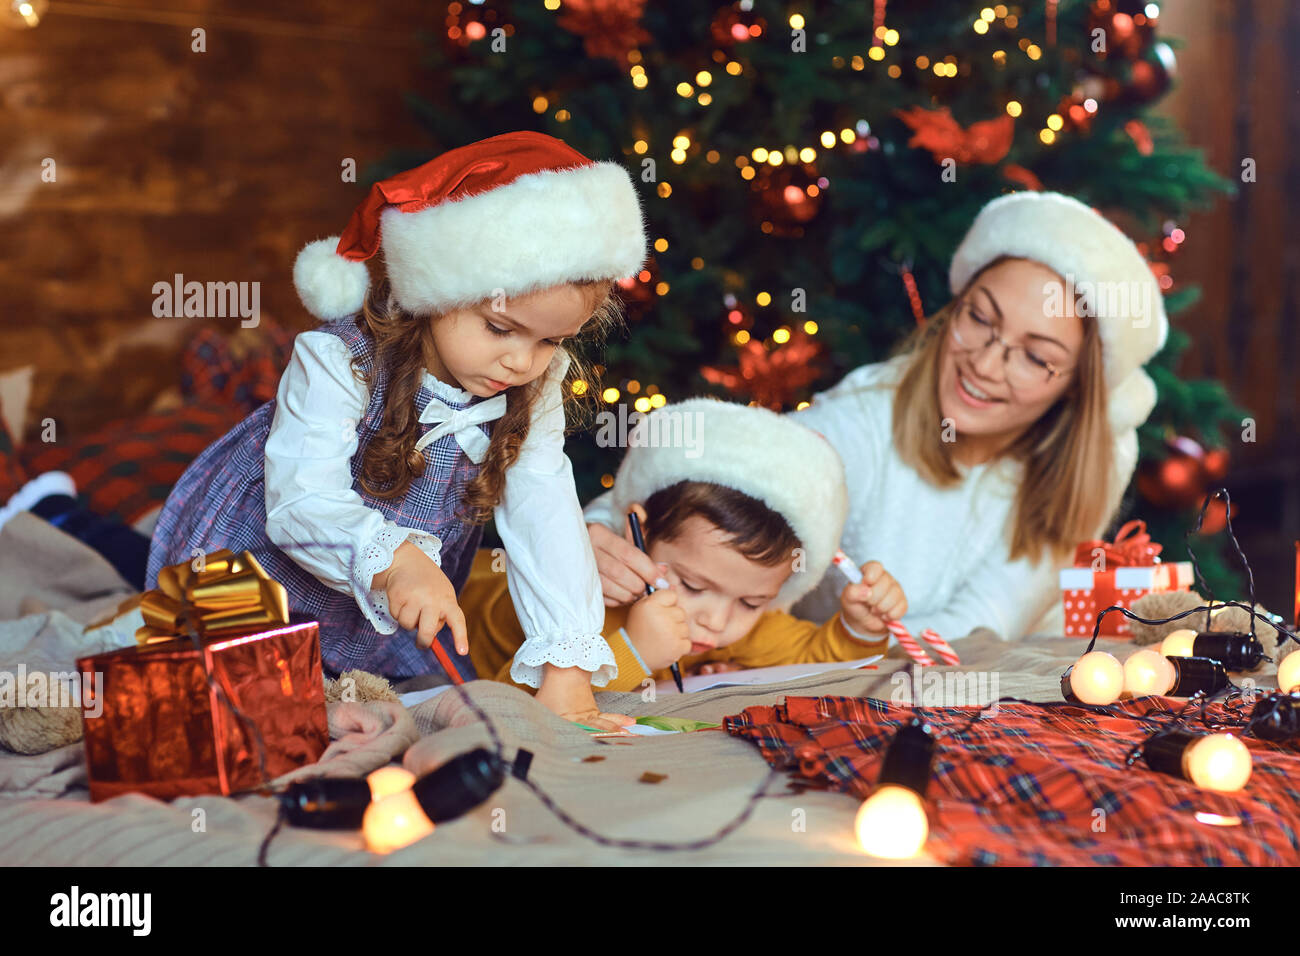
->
[1086,0,1157,61]
[1058,91,1096,134]
[443,0,510,57]
[751,163,823,236]
[1116,41,1176,106]
[710,2,765,48]
[1195,499,1238,537]
[1202,447,1231,483]
[1137,435,1209,510]
[722,298,754,332]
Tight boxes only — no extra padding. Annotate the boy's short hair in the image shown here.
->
[643,480,802,568]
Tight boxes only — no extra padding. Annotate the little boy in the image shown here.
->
[466,398,905,694]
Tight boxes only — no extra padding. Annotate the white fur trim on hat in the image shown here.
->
[381,161,646,315]
[293,236,372,322]
[609,397,849,610]
[949,191,1168,392]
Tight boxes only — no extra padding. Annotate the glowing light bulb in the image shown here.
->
[363,790,435,854]
[367,766,416,801]
[1068,651,1124,705]
[1123,649,1175,697]
[1160,628,1198,657]
[855,785,928,859]
[1184,734,1252,793]
[1278,651,1300,694]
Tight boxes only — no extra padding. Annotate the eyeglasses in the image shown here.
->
[948,299,1073,390]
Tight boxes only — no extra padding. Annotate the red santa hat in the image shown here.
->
[293,131,648,321]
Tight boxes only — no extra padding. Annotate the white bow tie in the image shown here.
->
[415,393,508,463]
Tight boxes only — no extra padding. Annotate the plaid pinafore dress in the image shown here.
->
[145,318,491,683]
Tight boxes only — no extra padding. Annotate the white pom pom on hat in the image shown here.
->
[292,237,372,322]
[608,397,849,611]
[292,131,647,322]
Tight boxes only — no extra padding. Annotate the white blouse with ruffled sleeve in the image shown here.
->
[264,332,612,686]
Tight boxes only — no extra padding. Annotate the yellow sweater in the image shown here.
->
[463,550,888,692]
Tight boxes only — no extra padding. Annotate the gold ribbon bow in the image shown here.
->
[136,549,290,646]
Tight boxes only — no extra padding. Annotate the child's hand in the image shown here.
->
[840,561,908,636]
[691,660,743,677]
[534,664,634,732]
[372,540,469,654]
[625,587,691,672]
[588,522,669,607]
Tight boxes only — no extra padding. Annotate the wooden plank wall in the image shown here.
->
[1158,0,1298,612]
[0,0,438,437]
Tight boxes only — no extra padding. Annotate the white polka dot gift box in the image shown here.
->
[1059,520,1195,638]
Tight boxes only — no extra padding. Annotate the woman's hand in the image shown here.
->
[840,561,908,636]
[371,540,469,654]
[587,522,669,607]
[625,587,691,672]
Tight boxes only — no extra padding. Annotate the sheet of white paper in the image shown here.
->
[398,685,455,708]
[655,655,882,695]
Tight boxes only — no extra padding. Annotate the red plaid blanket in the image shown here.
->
[724,696,1300,866]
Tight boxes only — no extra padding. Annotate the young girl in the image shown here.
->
[589,192,1166,646]
[145,131,647,730]
[464,398,907,692]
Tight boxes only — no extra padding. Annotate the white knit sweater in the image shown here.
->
[583,358,1066,641]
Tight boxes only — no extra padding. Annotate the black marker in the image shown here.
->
[628,511,684,693]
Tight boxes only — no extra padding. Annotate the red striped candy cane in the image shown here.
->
[886,620,935,666]
[919,628,961,666]
[833,550,960,665]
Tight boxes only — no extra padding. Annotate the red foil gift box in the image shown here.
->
[1059,520,1194,638]
[76,550,328,803]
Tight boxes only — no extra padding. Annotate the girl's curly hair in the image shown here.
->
[349,276,622,524]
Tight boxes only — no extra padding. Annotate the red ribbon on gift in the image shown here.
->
[1072,520,1163,569]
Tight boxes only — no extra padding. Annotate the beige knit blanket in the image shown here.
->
[0,510,1250,866]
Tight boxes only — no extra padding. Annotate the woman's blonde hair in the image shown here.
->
[350,276,621,524]
[891,256,1115,564]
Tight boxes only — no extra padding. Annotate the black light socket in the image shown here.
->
[1061,667,1079,703]
[1250,693,1300,742]
[1192,631,1264,671]
[279,777,372,829]
[1167,656,1230,697]
[878,719,937,797]
[411,747,506,824]
[1142,730,1198,778]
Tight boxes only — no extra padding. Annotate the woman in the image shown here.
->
[585,191,1166,643]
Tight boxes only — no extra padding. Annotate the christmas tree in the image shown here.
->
[373,0,1245,593]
